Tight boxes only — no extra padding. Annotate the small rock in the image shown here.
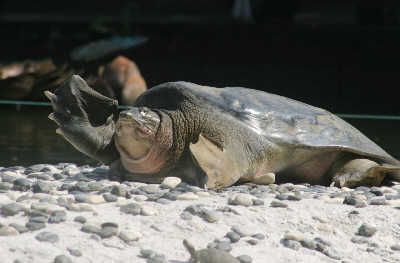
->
[67,247,82,257]
[1,203,24,216]
[252,199,264,206]
[237,255,252,263]
[26,222,46,231]
[252,233,265,240]
[32,181,53,193]
[270,200,288,208]
[231,226,254,237]
[54,255,72,263]
[119,229,142,243]
[281,239,301,250]
[120,203,142,215]
[35,231,59,243]
[141,205,158,216]
[390,244,400,251]
[75,194,105,204]
[111,185,127,197]
[369,196,387,205]
[99,225,119,239]
[103,193,118,202]
[13,178,32,191]
[140,249,157,258]
[81,223,101,235]
[48,210,67,223]
[180,211,193,220]
[226,231,241,243]
[252,172,275,185]
[343,195,367,207]
[74,216,87,224]
[9,223,28,233]
[177,192,199,201]
[0,226,18,236]
[228,194,254,206]
[357,223,377,237]
[283,231,305,242]
[161,177,181,189]
[216,241,232,252]
[139,185,160,194]
[247,239,258,245]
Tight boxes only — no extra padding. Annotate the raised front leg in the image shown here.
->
[46,75,120,164]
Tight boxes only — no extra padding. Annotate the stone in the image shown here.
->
[103,193,118,202]
[357,223,377,237]
[161,177,182,189]
[369,196,387,205]
[9,223,28,233]
[74,194,105,204]
[226,231,241,243]
[270,200,288,208]
[216,241,232,252]
[99,225,119,238]
[247,239,258,245]
[111,185,127,197]
[54,255,73,263]
[237,255,253,263]
[120,203,142,215]
[228,194,254,206]
[74,216,87,224]
[81,224,101,235]
[35,231,59,243]
[119,229,142,243]
[66,203,94,212]
[283,231,305,242]
[281,239,301,250]
[26,222,46,231]
[32,181,53,193]
[180,211,193,220]
[252,233,265,240]
[0,226,18,236]
[252,172,275,185]
[140,205,158,216]
[231,226,254,237]
[0,182,12,190]
[13,178,32,191]
[139,185,160,194]
[390,244,400,251]
[1,203,24,216]
[177,192,199,201]
[31,202,63,214]
[141,249,157,258]
[67,247,82,257]
[48,210,67,223]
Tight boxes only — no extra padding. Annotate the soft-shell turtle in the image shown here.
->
[45,75,400,189]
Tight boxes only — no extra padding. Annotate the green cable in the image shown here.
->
[1,99,400,120]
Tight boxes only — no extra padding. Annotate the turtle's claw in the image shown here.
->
[44,90,57,103]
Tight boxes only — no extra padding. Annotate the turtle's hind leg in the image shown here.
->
[331,159,400,188]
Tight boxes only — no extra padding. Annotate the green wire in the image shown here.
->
[1,99,400,120]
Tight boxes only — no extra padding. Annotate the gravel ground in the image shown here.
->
[0,163,399,263]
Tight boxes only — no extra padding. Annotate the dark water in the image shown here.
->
[0,105,400,167]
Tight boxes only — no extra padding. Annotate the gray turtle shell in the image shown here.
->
[135,81,398,165]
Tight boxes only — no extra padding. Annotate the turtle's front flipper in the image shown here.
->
[189,134,241,189]
[45,75,119,164]
[331,159,400,187]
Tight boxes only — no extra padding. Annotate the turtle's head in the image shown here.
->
[115,107,160,159]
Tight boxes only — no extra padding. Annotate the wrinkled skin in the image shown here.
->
[46,75,400,189]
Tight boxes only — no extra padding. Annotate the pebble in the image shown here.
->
[231,226,254,237]
[120,203,142,215]
[26,222,46,231]
[270,200,288,208]
[281,239,301,250]
[0,226,19,236]
[9,223,28,233]
[13,178,32,191]
[67,247,82,257]
[141,205,158,216]
[119,229,142,243]
[111,185,127,197]
[237,255,253,263]
[81,223,102,235]
[369,196,387,205]
[99,223,119,239]
[177,192,199,201]
[74,216,87,224]
[180,211,193,220]
[103,193,118,202]
[48,210,67,223]
[216,241,232,252]
[343,195,367,207]
[1,203,24,216]
[35,231,59,243]
[74,194,105,204]
[252,233,265,240]
[184,205,219,223]
[247,239,258,245]
[226,231,241,243]
[54,255,73,263]
[228,194,254,206]
[357,223,377,237]
[0,182,12,190]
[161,177,181,189]
[390,244,400,251]
[139,185,160,194]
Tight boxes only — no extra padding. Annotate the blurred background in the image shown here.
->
[0,0,400,166]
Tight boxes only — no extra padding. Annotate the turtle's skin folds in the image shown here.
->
[46,75,400,189]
